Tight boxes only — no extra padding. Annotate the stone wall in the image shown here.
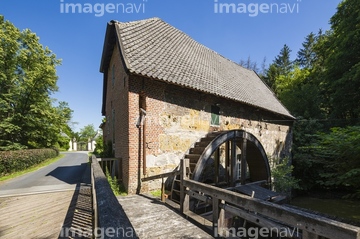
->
[126,75,293,193]
[103,46,293,194]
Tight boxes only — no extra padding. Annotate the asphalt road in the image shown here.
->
[0,152,89,197]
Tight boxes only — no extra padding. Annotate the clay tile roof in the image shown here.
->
[108,17,294,119]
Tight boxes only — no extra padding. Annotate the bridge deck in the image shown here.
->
[0,161,93,239]
[117,194,213,239]
[0,191,73,239]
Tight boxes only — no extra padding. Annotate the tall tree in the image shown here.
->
[323,0,360,121]
[78,124,98,142]
[297,32,317,69]
[264,44,294,94]
[274,44,293,76]
[239,56,259,72]
[0,15,71,150]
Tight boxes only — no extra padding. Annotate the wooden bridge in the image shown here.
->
[93,158,360,239]
[138,158,360,239]
[140,131,360,239]
[92,130,360,239]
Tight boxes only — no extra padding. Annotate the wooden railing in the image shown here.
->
[97,157,121,179]
[90,155,137,239]
[178,159,360,239]
[141,171,180,202]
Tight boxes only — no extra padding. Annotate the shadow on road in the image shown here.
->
[46,163,88,185]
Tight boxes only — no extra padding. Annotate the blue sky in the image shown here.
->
[0,0,341,132]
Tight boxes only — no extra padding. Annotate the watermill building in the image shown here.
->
[99,17,295,194]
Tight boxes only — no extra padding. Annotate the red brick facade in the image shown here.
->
[102,44,293,194]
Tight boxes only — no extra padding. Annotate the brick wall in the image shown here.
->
[103,46,293,194]
[125,75,293,193]
[104,44,131,191]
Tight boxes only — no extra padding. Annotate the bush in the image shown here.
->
[293,126,360,198]
[105,167,127,196]
[0,148,59,177]
[93,137,104,157]
[271,157,300,196]
[313,126,360,198]
[94,140,114,158]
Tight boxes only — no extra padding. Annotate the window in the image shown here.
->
[211,105,220,126]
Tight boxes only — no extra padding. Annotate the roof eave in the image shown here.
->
[100,21,117,73]
[129,71,296,120]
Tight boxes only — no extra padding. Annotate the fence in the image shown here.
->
[90,155,137,239]
[178,159,360,239]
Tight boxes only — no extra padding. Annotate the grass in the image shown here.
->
[105,167,127,196]
[0,153,65,182]
[150,189,162,198]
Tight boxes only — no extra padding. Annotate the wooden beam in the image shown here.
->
[212,198,225,238]
[225,141,230,184]
[212,198,220,237]
[180,159,189,214]
[182,179,360,239]
[141,171,180,182]
[214,148,220,184]
[240,139,247,185]
[186,190,212,204]
[231,140,237,186]
[220,204,298,237]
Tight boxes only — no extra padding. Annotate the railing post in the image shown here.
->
[161,177,166,202]
[91,156,98,233]
[91,155,137,239]
[212,198,225,238]
[180,159,189,214]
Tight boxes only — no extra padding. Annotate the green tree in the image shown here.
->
[274,44,293,76]
[322,0,360,122]
[310,127,360,198]
[0,15,70,150]
[264,0,360,195]
[78,124,98,142]
[271,157,299,196]
[264,45,294,93]
[296,32,317,69]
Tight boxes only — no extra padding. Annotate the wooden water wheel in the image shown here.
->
[170,130,275,207]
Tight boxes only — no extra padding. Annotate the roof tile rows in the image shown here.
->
[113,17,293,119]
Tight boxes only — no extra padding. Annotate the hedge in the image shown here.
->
[0,148,59,177]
